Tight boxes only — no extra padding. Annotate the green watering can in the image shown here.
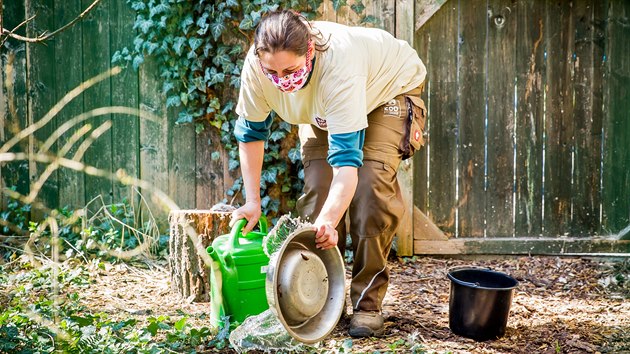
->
[207,216,270,328]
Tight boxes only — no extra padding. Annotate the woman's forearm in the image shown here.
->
[315,166,358,227]
[239,140,265,203]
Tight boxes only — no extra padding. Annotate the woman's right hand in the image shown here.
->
[230,200,262,235]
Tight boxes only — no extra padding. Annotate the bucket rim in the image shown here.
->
[447,267,518,290]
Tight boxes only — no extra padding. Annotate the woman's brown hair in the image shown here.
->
[254,10,329,56]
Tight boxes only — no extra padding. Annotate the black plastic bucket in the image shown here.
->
[447,268,518,341]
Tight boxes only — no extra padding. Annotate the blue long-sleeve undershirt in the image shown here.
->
[234,117,365,168]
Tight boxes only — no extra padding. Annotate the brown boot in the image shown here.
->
[348,311,385,338]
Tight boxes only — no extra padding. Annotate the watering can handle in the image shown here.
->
[229,216,268,249]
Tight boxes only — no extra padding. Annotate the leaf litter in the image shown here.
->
[76,255,628,353]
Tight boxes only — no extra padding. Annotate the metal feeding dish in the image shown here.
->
[266,227,345,344]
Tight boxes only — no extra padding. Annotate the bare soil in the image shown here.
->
[81,256,629,353]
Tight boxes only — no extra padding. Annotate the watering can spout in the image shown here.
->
[207,246,219,262]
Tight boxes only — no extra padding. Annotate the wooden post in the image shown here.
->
[394,0,416,257]
[168,209,232,302]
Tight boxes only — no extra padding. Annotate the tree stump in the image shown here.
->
[168,209,233,302]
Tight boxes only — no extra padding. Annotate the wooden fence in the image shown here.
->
[1,0,629,255]
[411,0,629,255]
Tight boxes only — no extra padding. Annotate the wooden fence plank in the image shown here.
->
[169,119,196,209]
[413,15,429,216]
[318,0,336,22]
[139,59,169,223]
[25,0,59,214]
[195,127,225,209]
[1,0,29,202]
[372,0,396,31]
[425,2,457,236]
[394,0,415,256]
[82,0,113,205]
[486,0,517,237]
[457,0,487,238]
[514,0,544,236]
[55,0,85,209]
[571,0,605,236]
[415,0,447,31]
[602,0,630,234]
[335,0,361,26]
[543,0,575,236]
[110,0,140,203]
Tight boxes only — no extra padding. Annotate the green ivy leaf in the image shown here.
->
[132,55,144,70]
[146,321,159,336]
[180,92,189,106]
[261,169,277,184]
[138,18,154,34]
[179,14,194,32]
[361,15,379,25]
[270,131,285,142]
[228,159,239,171]
[332,0,348,11]
[150,3,170,18]
[174,318,187,332]
[239,16,255,30]
[351,0,365,14]
[229,75,240,88]
[130,2,146,11]
[188,37,203,51]
[172,36,186,56]
[261,195,271,208]
[144,41,159,55]
[166,95,181,108]
[176,111,193,124]
[279,121,292,132]
[288,148,301,163]
[162,81,175,95]
[209,21,226,41]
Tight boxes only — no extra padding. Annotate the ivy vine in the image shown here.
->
[113,0,371,217]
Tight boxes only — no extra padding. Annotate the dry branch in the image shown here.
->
[0,0,102,47]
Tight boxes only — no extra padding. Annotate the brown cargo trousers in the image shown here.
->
[297,85,425,313]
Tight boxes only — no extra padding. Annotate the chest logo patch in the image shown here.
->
[315,117,327,128]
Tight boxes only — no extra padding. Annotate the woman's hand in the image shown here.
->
[230,200,262,235]
[314,220,338,250]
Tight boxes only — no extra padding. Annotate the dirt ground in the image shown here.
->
[82,255,629,353]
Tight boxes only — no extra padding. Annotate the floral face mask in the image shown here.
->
[259,40,313,93]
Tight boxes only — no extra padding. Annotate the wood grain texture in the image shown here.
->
[110,0,140,204]
[55,0,85,209]
[25,0,59,215]
[82,0,113,205]
[514,0,544,237]
[1,0,29,204]
[602,0,630,234]
[425,2,458,236]
[571,0,605,236]
[457,0,487,238]
[139,59,169,223]
[486,0,517,237]
[168,210,232,302]
[543,0,575,237]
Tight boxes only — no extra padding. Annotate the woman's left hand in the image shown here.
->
[313,221,338,250]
